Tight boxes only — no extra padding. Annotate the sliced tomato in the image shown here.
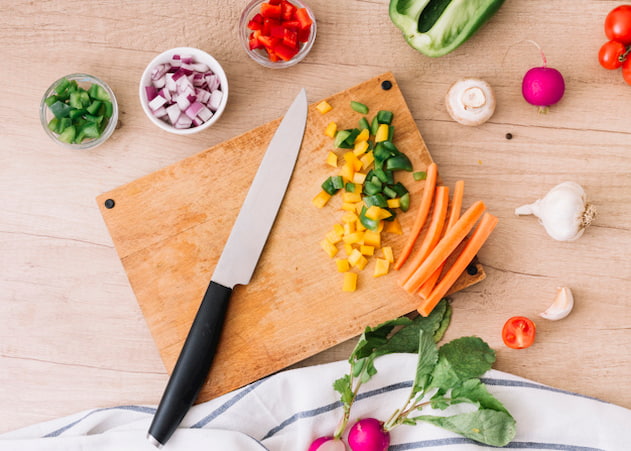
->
[502,316,536,349]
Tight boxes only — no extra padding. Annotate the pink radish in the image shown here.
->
[521,40,565,112]
[308,436,347,451]
[347,418,390,451]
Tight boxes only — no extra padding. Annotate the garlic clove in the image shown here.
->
[445,78,496,126]
[539,287,574,320]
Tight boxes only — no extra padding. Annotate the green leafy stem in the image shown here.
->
[332,299,516,447]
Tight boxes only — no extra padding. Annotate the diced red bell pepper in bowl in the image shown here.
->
[245,0,314,65]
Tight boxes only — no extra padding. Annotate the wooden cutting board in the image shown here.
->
[96,72,484,403]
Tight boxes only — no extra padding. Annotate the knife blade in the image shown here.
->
[147,89,308,448]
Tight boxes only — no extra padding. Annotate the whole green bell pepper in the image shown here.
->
[389,0,505,57]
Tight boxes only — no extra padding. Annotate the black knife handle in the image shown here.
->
[147,281,232,447]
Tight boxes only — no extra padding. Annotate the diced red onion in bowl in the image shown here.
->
[144,54,224,130]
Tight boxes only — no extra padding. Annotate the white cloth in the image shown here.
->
[1,354,629,450]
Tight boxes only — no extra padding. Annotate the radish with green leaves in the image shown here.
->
[308,436,347,451]
[521,41,565,112]
[308,299,516,449]
[347,418,389,451]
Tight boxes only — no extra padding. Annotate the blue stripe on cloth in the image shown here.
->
[43,405,156,438]
[391,438,604,450]
[262,381,412,440]
[191,378,267,428]
[480,378,608,404]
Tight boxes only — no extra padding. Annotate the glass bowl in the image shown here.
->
[40,73,118,150]
[139,47,229,135]
[239,0,317,69]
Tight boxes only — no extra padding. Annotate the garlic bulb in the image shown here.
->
[539,287,574,320]
[515,182,596,241]
[445,78,496,126]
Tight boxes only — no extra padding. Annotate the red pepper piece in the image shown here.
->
[266,47,281,62]
[262,17,281,36]
[268,0,281,4]
[271,42,299,61]
[270,24,286,39]
[257,34,280,50]
[283,27,298,49]
[282,20,301,30]
[295,7,312,29]
[298,26,311,43]
[249,32,264,50]
[260,2,282,19]
[247,13,264,31]
[280,0,297,21]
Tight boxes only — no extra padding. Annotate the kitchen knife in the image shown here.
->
[147,89,308,448]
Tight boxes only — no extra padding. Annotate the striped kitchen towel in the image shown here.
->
[1,353,629,450]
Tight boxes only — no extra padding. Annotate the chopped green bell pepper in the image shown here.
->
[389,0,505,57]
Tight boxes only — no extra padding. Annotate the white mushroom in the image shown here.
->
[445,78,496,126]
[539,287,574,321]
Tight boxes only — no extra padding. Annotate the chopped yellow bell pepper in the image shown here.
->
[316,101,332,114]
[312,190,331,208]
[331,222,342,233]
[360,151,374,170]
[352,172,366,185]
[384,218,402,234]
[382,246,394,263]
[360,245,375,256]
[373,258,390,277]
[387,198,400,209]
[343,243,354,255]
[348,249,368,270]
[342,192,362,203]
[363,230,381,247]
[343,221,355,235]
[365,205,392,221]
[326,151,338,168]
[342,211,358,224]
[343,151,363,172]
[341,202,358,212]
[326,229,343,244]
[340,161,355,182]
[355,128,370,143]
[375,123,389,142]
[343,231,364,245]
[336,258,350,272]
[353,140,369,157]
[320,239,338,258]
[324,121,337,138]
[342,272,358,292]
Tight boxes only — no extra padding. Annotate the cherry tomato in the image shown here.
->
[605,5,631,45]
[599,40,627,69]
[502,316,536,349]
[622,57,631,85]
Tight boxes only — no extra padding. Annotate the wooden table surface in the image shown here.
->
[2,0,630,435]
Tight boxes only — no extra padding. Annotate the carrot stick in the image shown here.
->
[401,200,486,293]
[418,180,464,299]
[417,212,499,317]
[397,185,449,286]
[393,162,437,270]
